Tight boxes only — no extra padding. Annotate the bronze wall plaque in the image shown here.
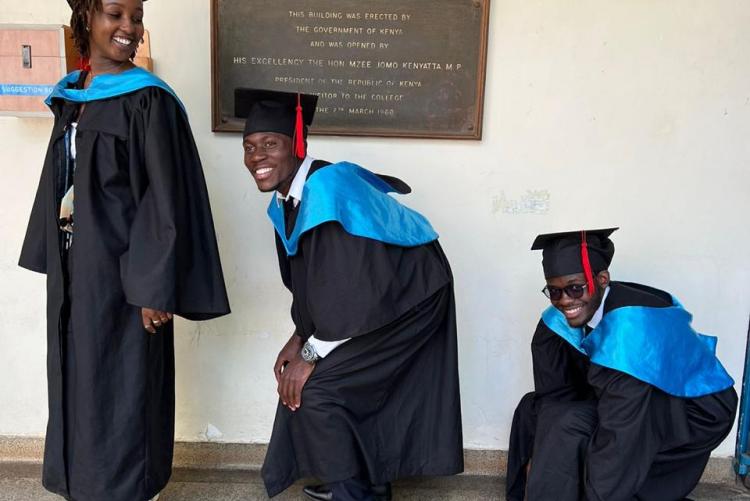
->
[211,0,490,139]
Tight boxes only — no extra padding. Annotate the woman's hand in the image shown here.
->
[141,308,173,334]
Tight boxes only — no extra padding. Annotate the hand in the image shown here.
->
[141,308,173,334]
[274,333,305,383]
[277,352,315,411]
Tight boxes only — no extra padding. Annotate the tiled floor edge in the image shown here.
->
[0,436,737,483]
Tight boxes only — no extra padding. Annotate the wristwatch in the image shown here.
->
[301,341,320,364]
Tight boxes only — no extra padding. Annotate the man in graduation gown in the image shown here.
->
[506,228,737,501]
[19,65,230,499]
[238,89,463,500]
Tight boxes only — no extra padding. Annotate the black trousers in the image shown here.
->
[330,478,374,501]
[525,400,598,501]
[507,389,736,501]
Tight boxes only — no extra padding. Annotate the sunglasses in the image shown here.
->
[541,283,588,301]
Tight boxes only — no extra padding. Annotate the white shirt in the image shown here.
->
[587,286,611,330]
[276,155,314,208]
[70,122,78,159]
[276,156,351,358]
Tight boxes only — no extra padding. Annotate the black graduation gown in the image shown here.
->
[506,281,737,501]
[261,161,464,497]
[19,84,230,501]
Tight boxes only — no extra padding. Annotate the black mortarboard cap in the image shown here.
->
[531,228,618,291]
[235,88,317,140]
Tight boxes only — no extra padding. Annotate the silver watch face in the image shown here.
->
[301,342,317,363]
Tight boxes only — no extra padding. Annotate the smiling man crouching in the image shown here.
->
[237,88,463,501]
[506,228,737,501]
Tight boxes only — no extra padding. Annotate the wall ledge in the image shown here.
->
[0,436,737,484]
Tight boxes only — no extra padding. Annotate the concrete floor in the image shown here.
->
[2,463,750,500]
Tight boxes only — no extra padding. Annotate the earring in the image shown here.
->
[86,25,90,31]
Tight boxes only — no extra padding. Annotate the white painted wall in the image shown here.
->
[1,0,749,457]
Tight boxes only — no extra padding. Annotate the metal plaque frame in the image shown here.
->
[211,0,490,139]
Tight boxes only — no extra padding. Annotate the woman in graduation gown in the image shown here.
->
[18,1,230,499]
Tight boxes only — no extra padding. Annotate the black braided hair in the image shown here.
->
[69,0,102,58]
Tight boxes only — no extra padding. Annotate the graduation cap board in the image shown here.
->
[531,228,618,294]
[235,88,318,159]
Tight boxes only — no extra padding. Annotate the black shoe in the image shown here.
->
[372,482,392,501]
[303,484,332,501]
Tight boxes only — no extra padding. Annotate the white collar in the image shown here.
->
[587,285,611,330]
[276,155,315,207]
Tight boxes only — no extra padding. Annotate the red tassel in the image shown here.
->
[293,93,306,159]
[77,56,91,72]
[580,230,595,296]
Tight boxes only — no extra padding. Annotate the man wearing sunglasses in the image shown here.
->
[506,228,737,501]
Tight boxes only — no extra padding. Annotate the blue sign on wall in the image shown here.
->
[0,84,53,96]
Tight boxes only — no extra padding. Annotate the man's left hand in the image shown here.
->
[278,353,315,411]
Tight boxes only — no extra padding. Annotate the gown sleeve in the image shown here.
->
[275,231,306,340]
[299,221,449,341]
[119,88,230,320]
[584,364,661,501]
[19,155,52,274]
[531,321,592,402]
